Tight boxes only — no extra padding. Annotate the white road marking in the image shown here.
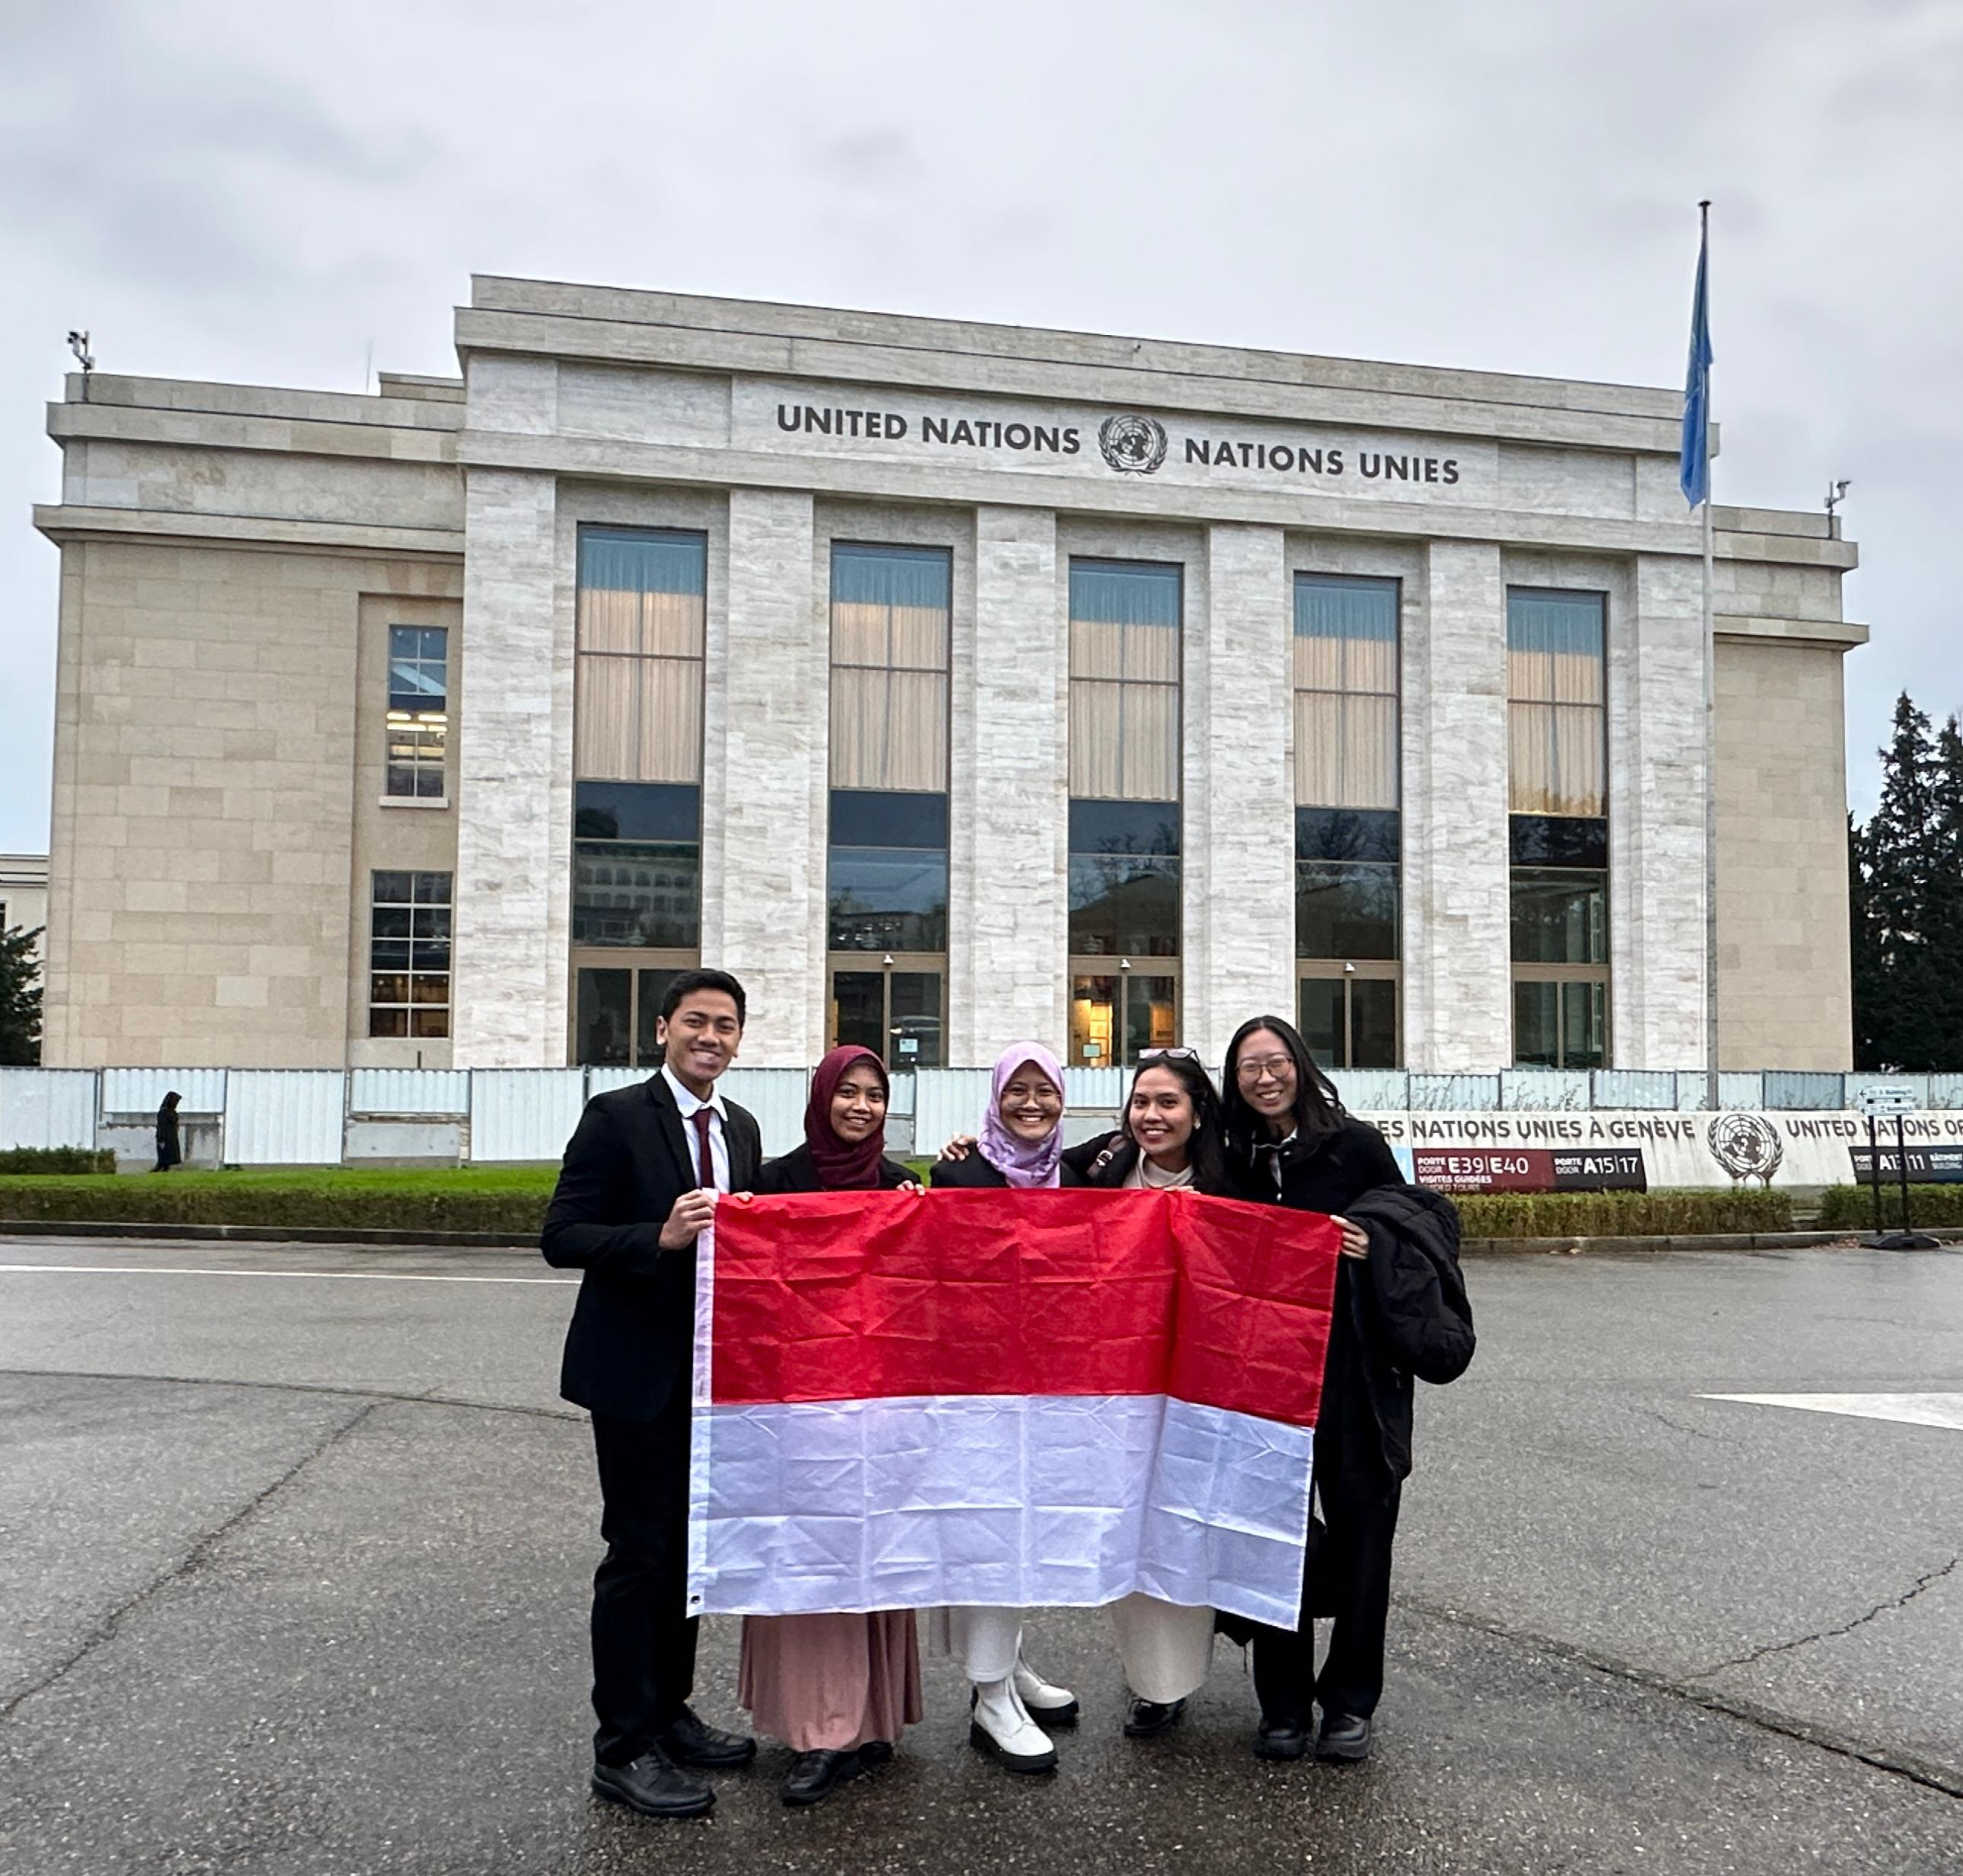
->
[1701,1392,1963,1431]
[0,1263,577,1286]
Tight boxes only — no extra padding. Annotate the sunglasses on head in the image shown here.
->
[1136,1047,1200,1063]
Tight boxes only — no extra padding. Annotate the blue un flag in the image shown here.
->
[1680,220,1714,508]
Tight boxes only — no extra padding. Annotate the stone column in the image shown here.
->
[1613,555,1708,1067]
[452,467,567,1066]
[700,489,823,1066]
[1182,524,1294,1069]
[1403,541,1511,1071]
[948,506,1067,1063]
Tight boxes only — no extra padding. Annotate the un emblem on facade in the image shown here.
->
[1707,1112,1784,1186]
[1098,413,1168,475]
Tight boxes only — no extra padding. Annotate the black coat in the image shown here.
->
[754,1144,916,1194]
[929,1149,1085,1189]
[1229,1119,1471,1480]
[1060,1129,1235,1194]
[541,1073,762,1422]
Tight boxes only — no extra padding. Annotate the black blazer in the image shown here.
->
[929,1150,1084,1190]
[541,1073,762,1422]
[755,1145,916,1194]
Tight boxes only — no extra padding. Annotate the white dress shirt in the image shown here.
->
[662,1063,731,1194]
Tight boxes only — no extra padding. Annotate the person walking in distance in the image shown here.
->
[154,1091,182,1172]
[542,969,763,1821]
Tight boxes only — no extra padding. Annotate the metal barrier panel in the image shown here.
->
[1762,1071,1844,1110]
[1717,1072,1764,1110]
[100,1067,228,1117]
[470,1070,587,1163]
[225,1072,347,1165]
[1409,1074,1501,1112]
[912,1069,994,1161]
[1672,1073,1711,1111]
[349,1069,470,1117]
[1330,1070,1408,1112]
[1501,1069,1590,1110]
[721,1069,817,1158]
[1590,1069,1679,1112]
[0,1068,98,1151]
[585,1068,646,1097]
[1930,1076,1963,1111]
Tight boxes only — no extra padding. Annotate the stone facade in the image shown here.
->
[32,284,1869,1071]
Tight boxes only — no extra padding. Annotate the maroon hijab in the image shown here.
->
[803,1045,890,1190]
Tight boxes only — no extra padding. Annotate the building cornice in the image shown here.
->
[32,503,463,561]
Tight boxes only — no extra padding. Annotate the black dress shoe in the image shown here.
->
[1123,1696,1186,1739]
[655,1704,757,1769]
[591,1749,715,1819]
[781,1742,889,1807]
[1254,1713,1310,1761]
[1316,1712,1371,1762]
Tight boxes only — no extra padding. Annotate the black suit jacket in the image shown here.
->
[929,1150,1085,1189]
[541,1073,762,1422]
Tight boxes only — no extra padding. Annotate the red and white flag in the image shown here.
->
[689,1188,1339,1628]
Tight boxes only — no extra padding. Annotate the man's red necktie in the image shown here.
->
[690,1106,717,1190]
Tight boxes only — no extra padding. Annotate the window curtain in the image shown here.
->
[1294,576,1399,810]
[1506,591,1605,816]
[576,531,707,784]
[830,547,951,792]
[1068,561,1181,800]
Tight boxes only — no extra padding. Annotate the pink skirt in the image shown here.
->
[738,1611,923,1753]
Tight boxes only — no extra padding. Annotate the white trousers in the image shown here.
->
[936,1605,1024,1683]
[1111,1593,1215,1704]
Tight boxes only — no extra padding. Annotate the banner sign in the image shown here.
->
[1366,1109,1963,1193]
[689,1188,1339,1628]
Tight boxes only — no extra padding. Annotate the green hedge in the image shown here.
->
[1816,1183,1963,1230]
[0,1166,557,1234]
[0,1165,1803,1241]
[0,1146,117,1176]
[1453,1187,1794,1240]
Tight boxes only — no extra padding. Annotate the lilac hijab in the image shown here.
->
[978,1042,1067,1188]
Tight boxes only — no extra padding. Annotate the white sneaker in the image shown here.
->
[968,1680,1058,1773]
[1013,1656,1081,1727]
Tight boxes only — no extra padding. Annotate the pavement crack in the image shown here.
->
[1394,1591,1963,1800]
[1642,1405,1725,1444]
[1685,1552,1962,1679]
[0,1364,582,1421]
[0,1398,383,1723]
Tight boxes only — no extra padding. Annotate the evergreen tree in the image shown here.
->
[1925,715,1963,1068]
[1862,694,1940,1070]
[1848,811,1884,1069]
[0,924,41,1066]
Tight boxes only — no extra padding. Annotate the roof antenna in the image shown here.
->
[1823,478,1850,536]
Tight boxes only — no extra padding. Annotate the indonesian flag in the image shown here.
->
[689,1188,1339,1629]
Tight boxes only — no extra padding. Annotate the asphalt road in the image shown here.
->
[1,1236,1958,1876]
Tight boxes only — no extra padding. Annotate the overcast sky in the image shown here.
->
[3,0,1958,855]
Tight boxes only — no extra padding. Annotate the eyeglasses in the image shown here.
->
[1235,1054,1296,1084]
[1136,1047,1200,1064]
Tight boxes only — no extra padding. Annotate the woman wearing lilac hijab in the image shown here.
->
[928,1043,1083,1772]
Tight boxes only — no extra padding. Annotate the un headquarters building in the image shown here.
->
[32,278,1863,1075]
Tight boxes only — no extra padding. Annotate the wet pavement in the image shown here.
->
[2,1237,1958,1874]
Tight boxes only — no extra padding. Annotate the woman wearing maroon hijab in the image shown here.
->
[738,1047,923,1807]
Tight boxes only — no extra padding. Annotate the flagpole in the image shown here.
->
[1698,200,1720,1113]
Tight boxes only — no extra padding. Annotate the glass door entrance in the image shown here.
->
[1068,970,1177,1068]
[571,962,687,1066]
[828,964,945,1068]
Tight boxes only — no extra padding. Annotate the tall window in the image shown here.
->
[1508,589,1609,1068]
[385,626,448,798]
[571,528,705,1065]
[1294,574,1401,1068]
[827,544,951,1068]
[369,870,452,1038]
[1068,560,1181,1066]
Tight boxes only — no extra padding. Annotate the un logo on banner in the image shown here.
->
[1098,413,1168,475]
[1707,1112,1784,1186]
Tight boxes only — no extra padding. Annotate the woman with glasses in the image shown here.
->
[739,1046,926,1808]
[1060,1047,1235,1739]
[1219,1014,1468,1768]
[928,1042,1083,1773]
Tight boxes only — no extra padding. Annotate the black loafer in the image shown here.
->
[655,1704,757,1769]
[592,1749,714,1819]
[1123,1696,1186,1739]
[1316,1712,1371,1762]
[781,1741,889,1807]
[1254,1713,1310,1761]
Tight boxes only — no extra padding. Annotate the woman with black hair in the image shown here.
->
[1061,1048,1235,1740]
[1219,1014,1469,1768]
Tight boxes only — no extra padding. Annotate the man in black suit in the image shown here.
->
[543,968,764,1820]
